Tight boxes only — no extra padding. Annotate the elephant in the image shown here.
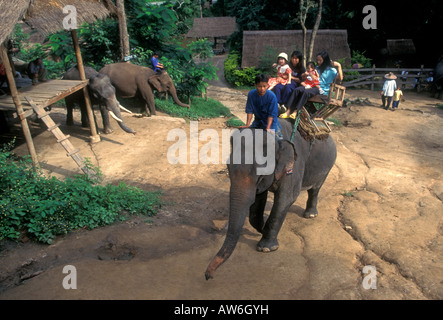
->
[205,119,337,280]
[63,66,136,134]
[430,55,443,99]
[99,62,190,116]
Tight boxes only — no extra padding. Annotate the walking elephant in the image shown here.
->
[99,62,189,116]
[63,66,135,134]
[205,119,337,280]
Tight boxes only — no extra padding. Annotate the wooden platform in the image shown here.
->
[0,79,88,117]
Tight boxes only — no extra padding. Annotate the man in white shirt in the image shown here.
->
[381,72,397,109]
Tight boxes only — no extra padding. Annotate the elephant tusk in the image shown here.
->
[109,111,123,122]
[119,104,133,114]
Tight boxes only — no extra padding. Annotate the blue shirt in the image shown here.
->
[318,66,338,95]
[245,89,280,131]
[151,56,161,72]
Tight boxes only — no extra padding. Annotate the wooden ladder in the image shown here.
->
[25,97,93,177]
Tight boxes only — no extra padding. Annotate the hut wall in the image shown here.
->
[241,30,351,68]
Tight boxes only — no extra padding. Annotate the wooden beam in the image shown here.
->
[0,42,39,168]
[70,30,100,143]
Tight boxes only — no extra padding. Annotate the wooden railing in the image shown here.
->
[342,65,434,91]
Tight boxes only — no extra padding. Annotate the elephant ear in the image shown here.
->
[274,139,297,181]
[148,74,163,92]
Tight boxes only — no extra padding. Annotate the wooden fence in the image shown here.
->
[342,65,434,91]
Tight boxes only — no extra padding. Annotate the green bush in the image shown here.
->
[224,52,260,87]
[0,141,162,244]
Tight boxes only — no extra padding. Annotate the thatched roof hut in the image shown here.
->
[186,17,237,39]
[387,39,416,55]
[0,0,116,45]
[241,30,351,68]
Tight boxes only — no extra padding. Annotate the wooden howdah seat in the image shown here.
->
[300,83,346,133]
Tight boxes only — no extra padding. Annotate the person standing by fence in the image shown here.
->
[381,72,397,110]
[392,87,403,111]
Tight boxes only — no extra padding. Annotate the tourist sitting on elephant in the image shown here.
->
[240,73,282,139]
[280,51,343,119]
[271,51,305,110]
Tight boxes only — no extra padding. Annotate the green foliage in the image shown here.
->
[154,96,231,120]
[351,50,372,68]
[0,141,162,244]
[224,52,260,87]
[225,116,246,127]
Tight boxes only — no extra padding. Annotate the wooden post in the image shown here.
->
[0,43,39,168]
[70,30,100,143]
[371,64,375,91]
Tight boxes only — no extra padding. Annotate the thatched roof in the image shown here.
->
[0,0,31,46]
[186,17,237,38]
[0,0,116,45]
[387,39,416,55]
[241,30,351,68]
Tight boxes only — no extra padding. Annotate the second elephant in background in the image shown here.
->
[99,63,189,116]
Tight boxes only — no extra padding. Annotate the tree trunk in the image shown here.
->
[116,0,130,62]
[299,0,307,67]
[307,0,322,62]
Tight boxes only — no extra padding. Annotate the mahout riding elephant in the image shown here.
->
[205,119,337,280]
[431,55,443,99]
[99,62,189,116]
[63,66,135,134]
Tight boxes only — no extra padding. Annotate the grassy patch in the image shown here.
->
[225,116,245,127]
[436,103,443,110]
[155,96,231,120]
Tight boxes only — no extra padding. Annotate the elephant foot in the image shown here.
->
[257,238,279,253]
[303,209,318,219]
[103,127,114,134]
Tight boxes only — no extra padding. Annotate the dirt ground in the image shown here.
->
[0,55,442,300]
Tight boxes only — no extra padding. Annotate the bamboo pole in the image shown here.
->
[70,30,100,143]
[0,43,39,168]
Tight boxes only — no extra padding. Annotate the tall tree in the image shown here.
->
[116,0,130,61]
[307,0,322,63]
[298,0,317,65]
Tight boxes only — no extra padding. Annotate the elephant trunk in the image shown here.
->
[205,174,256,280]
[108,97,136,134]
[169,86,190,109]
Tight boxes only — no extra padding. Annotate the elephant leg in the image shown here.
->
[257,191,296,252]
[66,100,75,126]
[138,88,155,117]
[249,191,268,234]
[99,103,114,134]
[79,100,89,128]
[303,186,322,219]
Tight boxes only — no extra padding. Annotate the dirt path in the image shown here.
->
[0,56,442,300]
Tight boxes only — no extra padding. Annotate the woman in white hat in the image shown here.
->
[381,72,397,109]
[268,52,292,90]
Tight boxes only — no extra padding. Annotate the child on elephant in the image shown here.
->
[241,74,282,139]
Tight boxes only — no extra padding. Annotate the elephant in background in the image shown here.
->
[205,119,337,280]
[63,66,136,134]
[431,55,443,99]
[99,62,189,116]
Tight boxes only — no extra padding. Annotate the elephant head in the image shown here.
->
[148,71,190,109]
[88,73,136,134]
[205,129,297,280]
